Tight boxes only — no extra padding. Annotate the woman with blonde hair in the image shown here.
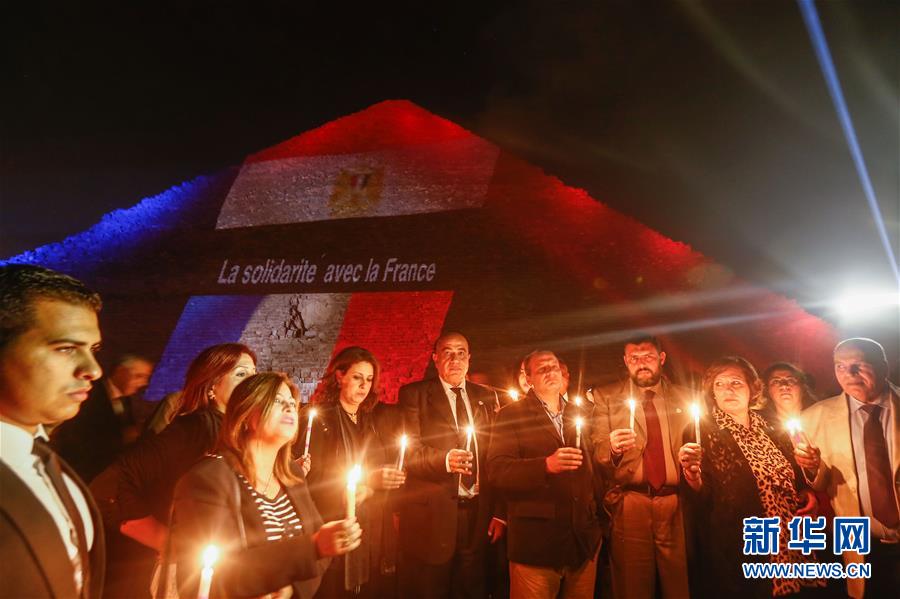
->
[169,372,361,598]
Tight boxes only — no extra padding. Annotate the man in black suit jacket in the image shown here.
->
[0,264,106,598]
[398,331,505,599]
[488,350,603,599]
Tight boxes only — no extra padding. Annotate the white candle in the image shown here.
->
[628,398,636,430]
[508,389,519,401]
[397,434,408,471]
[465,425,474,452]
[691,403,701,445]
[575,417,583,448]
[197,544,219,599]
[303,408,317,456]
[785,418,809,448]
[346,464,362,519]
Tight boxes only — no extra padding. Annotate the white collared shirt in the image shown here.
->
[439,378,480,497]
[847,389,897,540]
[0,421,95,591]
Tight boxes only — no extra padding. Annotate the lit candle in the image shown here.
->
[507,389,519,401]
[465,425,474,452]
[628,398,636,430]
[397,434,408,471]
[303,408,317,457]
[346,464,362,519]
[785,419,809,448]
[690,403,701,445]
[197,544,219,599]
[574,395,582,407]
[575,417,584,448]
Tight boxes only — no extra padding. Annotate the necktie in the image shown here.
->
[860,405,899,528]
[451,387,477,490]
[32,437,90,596]
[641,389,666,491]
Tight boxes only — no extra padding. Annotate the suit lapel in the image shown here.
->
[427,379,458,431]
[829,396,858,497]
[60,458,105,599]
[661,380,689,454]
[525,393,564,448]
[0,463,78,599]
[889,384,900,487]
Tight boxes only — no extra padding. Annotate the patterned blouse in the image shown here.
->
[237,473,303,542]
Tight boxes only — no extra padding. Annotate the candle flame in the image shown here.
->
[466,425,474,437]
[507,389,519,401]
[202,544,220,569]
[347,464,362,487]
[786,418,802,435]
[575,417,583,429]
[690,403,701,419]
[400,434,408,447]
[627,398,635,410]
[308,408,317,420]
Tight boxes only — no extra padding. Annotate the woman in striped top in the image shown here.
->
[169,372,362,599]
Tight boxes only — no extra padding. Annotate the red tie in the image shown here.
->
[641,389,666,491]
[861,405,900,528]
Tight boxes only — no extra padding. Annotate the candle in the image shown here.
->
[574,395,582,407]
[464,425,474,452]
[690,402,701,445]
[575,417,583,448]
[346,464,362,519]
[785,419,809,448]
[397,434,408,471]
[507,389,519,401]
[628,398,636,430]
[303,408,317,456]
[197,544,219,599]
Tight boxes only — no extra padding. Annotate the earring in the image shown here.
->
[208,389,216,401]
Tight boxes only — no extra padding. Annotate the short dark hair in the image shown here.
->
[703,356,763,409]
[432,331,470,353]
[522,349,557,376]
[760,361,818,411]
[0,264,102,352]
[623,333,661,352]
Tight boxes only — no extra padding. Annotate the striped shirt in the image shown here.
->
[237,473,303,542]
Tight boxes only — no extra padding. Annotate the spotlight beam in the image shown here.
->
[796,0,900,285]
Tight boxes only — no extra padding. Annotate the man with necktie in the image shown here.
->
[398,331,505,599]
[800,337,899,598]
[591,334,692,598]
[0,264,106,598]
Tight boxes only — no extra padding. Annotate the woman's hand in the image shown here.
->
[793,442,821,474]
[678,443,703,489]
[367,467,406,490]
[296,454,311,477]
[314,518,363,557]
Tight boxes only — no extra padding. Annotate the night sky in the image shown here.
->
[3,0,898,341]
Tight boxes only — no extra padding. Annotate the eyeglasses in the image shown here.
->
[274,398,298,411]
[768,377,799,387]
[626,354,658,365]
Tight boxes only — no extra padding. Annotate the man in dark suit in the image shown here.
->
[0,264,106,598]
[398,331,506,599]
[52,354,154,482]
[591,334,692,598]
[488,350,603,599]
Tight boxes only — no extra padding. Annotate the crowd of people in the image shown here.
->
[1,263,897,599]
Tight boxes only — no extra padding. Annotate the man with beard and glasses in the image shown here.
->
[591,334,693,598]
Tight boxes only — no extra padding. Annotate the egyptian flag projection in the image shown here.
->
[3,100,839,402]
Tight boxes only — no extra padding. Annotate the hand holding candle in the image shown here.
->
[303,408,317,457]
[507,389,519,402]
[197,544,220,599]
[465,425,474,452]
[786,418,821,472]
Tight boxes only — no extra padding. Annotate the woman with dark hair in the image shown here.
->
[115,343,257,552]
[758,362,819,429]
[301,346,406,598]
[679,357,822,598]
[169,372,361,599]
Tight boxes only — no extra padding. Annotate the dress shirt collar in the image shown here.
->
[0,420,48,466]
[439,377,467,396]
[846,387,890,415]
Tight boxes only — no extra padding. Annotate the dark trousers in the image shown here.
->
[399,498,486,599]
[866,540,900,598]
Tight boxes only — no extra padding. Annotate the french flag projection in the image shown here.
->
[2,100,839,400]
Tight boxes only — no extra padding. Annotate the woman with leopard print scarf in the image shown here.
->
[678,356,825,598]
